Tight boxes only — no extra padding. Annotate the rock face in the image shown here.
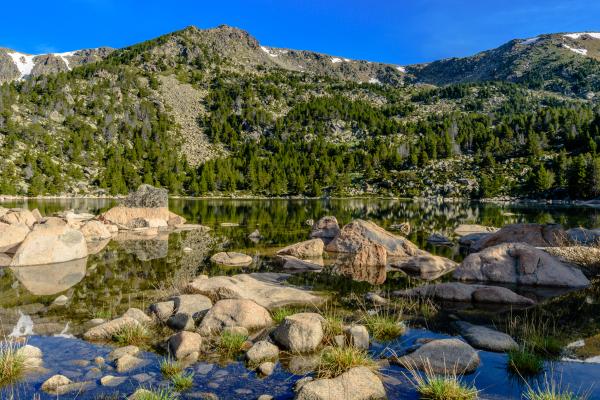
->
[455,321,518,352]
[326,219,420,257]
[277,239,324,258]
[122,184,168,208]
[394,282,535,305]
[210,252,253,266]
[393,338,480,374]
[80,220,112,241]
[295,367,386,400]
[273,313,324,353]
[0,222,29,252]
[10,222,88,266]
[471,223,567,251]
[198,299,273,335]
[168,331,203,360]
[455,243,590,287]
[389,253,457,274]
[186,273,324,309]
[310,216,341,240]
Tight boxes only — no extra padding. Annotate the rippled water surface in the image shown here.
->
[0,199,599,399]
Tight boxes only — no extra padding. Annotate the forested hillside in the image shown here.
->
[0,26,599,199]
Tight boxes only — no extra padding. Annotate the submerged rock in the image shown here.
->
[326,219,420,257]
[279,255,324,271]
[198,299,273,335]
[10,222,88,266]
[455,321,518,352]
[427,233,452,245]
[273,313,324,353]
[295,366,386,400]
[277,239,324,258]
[471,223,567,251]
[455,243,590,287]
[210,252,253,266]
[394,282,535,305]
[392,338,480,374]
[186,273,324,309]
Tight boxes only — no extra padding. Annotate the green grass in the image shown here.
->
[170,371,194,391]
[362,313,405,341]
[316,346,378,378]
[272,307,297,324]
[112,323,151,347]
[129,387,179,400]
[508,347,544,376]
[507,312,562,357]
[0,341,25,387]
[524,375,588,400]
[322,313,344,344]
[404,360,478,400]
[216,331,248,357]
[160,358,183,379]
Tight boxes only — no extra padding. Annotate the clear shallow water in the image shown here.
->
[0,199,599,399]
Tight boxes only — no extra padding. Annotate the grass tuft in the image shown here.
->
[160,358,183,379]
[322,313,345,344]
[272,307,297,324]
[216,331,248,357]
[316,346,378,378]
[362,313,405,342]
[170,371,194,391]
[112,323,151,347]
[130,387,179,400]
[508,347,544,376]
[507,312,562,357]
[404,359,478,400]
[0,341,25,387]
[524,374,589,400]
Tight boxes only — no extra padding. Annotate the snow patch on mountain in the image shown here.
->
[564,32,600,40]
[331,57,342,63]
[260,46,278,57]
[563,44,588,56]
[396,65,406,73]
[7,52,36,79]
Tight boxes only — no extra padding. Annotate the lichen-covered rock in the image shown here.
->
[393,338,480,374]
[326,219,420,257]
[295,366,386,400]
[198,299,273,335]
[277,239,324,258]
[273,313,324,353]
[455,243,590,287]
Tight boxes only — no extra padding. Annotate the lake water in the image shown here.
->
[1,198,599,399]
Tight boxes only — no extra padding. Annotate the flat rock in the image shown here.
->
[393,338,480,374]
[101,206,171,228]
[471,223,567,251]
[0,222,29,253]
[454,224,498,237]
[280,255,323,271]
[210,252,253,266]
[83,317,141,341]
[277,239,324,258]
[198,299,273,335]
[100,375,127,387]
[394,282,535,305]
[273,313,324,353]
[310,216,340,240]
[295,366,386,400]
[326,219,420,257]
[186,273,324,310]
[10,222,88,266]
[455,243,590,287]
[455,321,518,352]
[427,233,452,245]
[389,253,457,274]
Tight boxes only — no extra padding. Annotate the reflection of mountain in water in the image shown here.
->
[10,257,87,295]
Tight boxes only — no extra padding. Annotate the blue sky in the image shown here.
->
[2,0,600,65]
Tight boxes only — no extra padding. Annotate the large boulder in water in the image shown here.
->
[186,273,324,310]
[326,219,420,257]
[455,243,589,287]
[277,239,324,258]
[198,299,272,335]
[454,224,498,237]
[122,184,168,208]
[392,338,480,374]
[0,222,29,253]
[10,222,88,266]
[295,366,386,400]
[471,223,567,251]
[101,206,171,228]
[310,216,340,240]
[331,243,387,284]
[454,321,518,352]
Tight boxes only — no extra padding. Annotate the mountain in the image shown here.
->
[408,32,600,98]
[0,47,113,82]
[0,25,599,200]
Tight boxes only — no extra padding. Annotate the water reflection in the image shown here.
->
[10,257,87,295]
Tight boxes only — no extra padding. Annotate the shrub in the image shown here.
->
[129,387,178,400]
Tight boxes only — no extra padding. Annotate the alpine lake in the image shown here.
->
[0,198,599,400]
